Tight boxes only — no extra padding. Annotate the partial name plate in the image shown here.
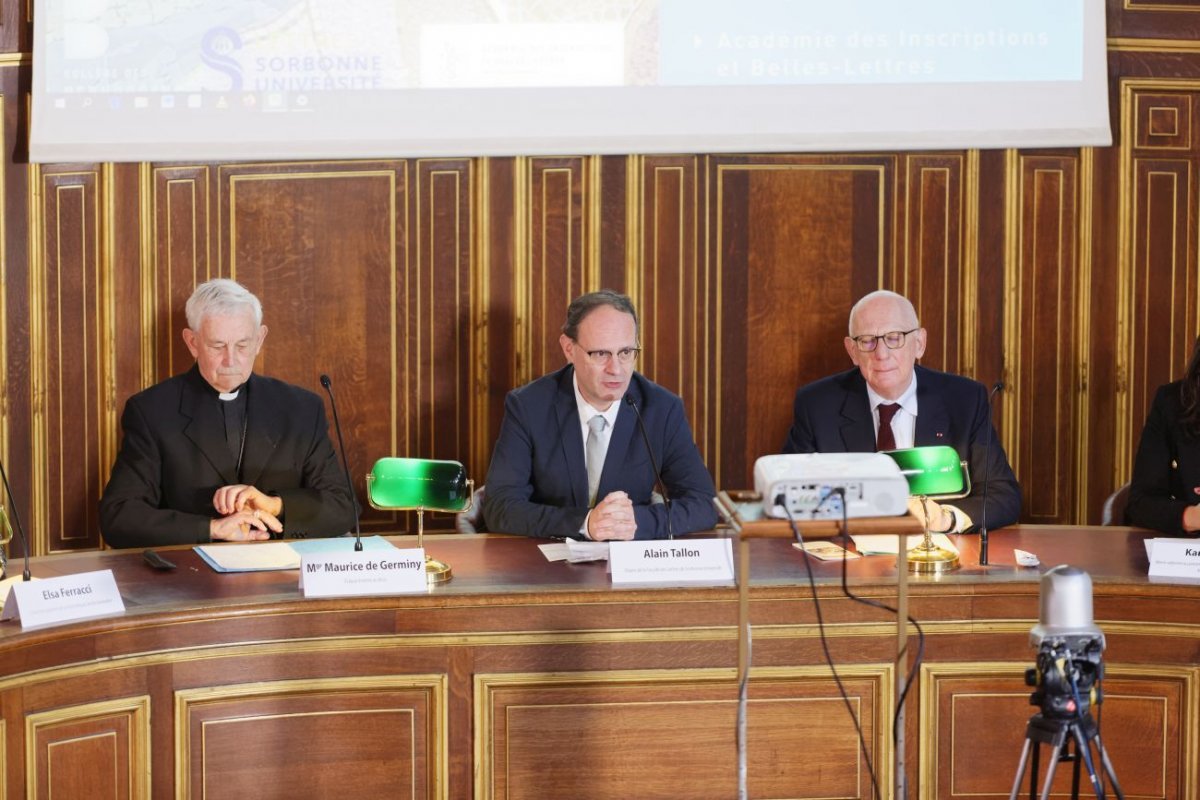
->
[1146,538,1200,580]
[610,539,734,585]
[1,570,125,630]
[300,549,427,597]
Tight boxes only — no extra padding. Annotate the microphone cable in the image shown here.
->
[736,602,751,800]
[829,488,925,799]
[780,490,881,799]
[782,487,928,800]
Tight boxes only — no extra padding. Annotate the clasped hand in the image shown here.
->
[906,497,954,533]
[587,491,636,541]
[209,485,283,541]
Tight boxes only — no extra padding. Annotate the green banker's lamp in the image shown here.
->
[366,457,474,584]
[884,446,971,574]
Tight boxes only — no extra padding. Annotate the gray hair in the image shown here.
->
[185,278,263,330]
[562,289,639,340]
[848,290,919,335]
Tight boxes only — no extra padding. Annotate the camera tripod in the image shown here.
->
[1008,711,1123,800]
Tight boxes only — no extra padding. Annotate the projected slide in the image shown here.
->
[32,0,1110,162]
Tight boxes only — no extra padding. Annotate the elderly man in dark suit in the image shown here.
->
[483,290,717,540]
[782,290,1021,532]
[100,279,355,548]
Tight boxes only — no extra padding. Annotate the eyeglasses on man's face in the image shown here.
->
[582,347,641,365]
[849,328,918,353]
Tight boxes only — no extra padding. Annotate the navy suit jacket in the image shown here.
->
[781,365,1021,529]
[100,366,356,548]
[482,366,718,539]
[1127,381,1200,535]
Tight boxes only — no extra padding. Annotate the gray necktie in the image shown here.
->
[586,414,608,506]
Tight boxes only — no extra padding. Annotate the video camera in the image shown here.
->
[1025,565,1107,720]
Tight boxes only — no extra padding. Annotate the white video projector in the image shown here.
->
[754,453,910,520]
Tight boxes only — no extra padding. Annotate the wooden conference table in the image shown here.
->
[0,526,1193,799]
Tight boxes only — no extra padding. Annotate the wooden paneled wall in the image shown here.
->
[3,2,1200,552]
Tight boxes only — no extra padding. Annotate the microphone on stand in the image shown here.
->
[624,394,674,540]
[319,374,363,552]
[978,381,1005,566]
[0,455,32,581]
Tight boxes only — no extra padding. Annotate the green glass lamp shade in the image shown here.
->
[367,458,470,512]
[883,446,970,499]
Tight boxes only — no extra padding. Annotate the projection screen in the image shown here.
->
[31,0,1111,163]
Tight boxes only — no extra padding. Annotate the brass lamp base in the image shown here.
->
[425,556,452,584]
[907,535,960,574]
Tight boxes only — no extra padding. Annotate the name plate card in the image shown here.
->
[299,549,427,597]
[1146,538,1200,580]
[610,539,735,585]
[1,570,125,630]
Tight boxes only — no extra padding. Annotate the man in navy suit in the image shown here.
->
[782,290,1021,531]
[483,290,717,540]
[100,279,355,548]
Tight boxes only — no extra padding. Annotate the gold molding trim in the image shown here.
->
[708,155,719,487]
[1117,84,1136,481]
[0,54,29,67]
[1115,78,1200,479]
[906,160,959,371]
[175,674,447,800]
[220,165,403,467]
[150,165,213,379]
[1110,36,1200,51]
[1077,148,1096,521]
[712,159,890,488]
[514,157,531,385]
[0,616,1195,695]
[100,163,117,489]
[963,150,981,379]
[25,695,151,799]
[138,163,155,388]
[475,664,894,800]
[625,155,643,316]
[1001,150,1021,466]
[920,661,1198,800]
[415,161,469,455]
[586,155,601,289]
[27,164,44,556]
[472,158,489,473]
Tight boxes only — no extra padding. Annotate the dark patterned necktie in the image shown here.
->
[876,403,901,451]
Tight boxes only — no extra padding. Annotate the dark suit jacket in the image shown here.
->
[99,366,356,548]
[781,365,1022,529]
[482,366,718,539]
[1127,381,1200,535]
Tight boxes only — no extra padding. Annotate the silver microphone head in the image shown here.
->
[1030,565,1105,649]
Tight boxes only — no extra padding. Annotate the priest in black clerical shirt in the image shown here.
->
[99,278,355,549]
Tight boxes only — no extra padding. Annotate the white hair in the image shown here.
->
[185,278,263,330]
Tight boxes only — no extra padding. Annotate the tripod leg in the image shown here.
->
[1069,736,1083,800]
[1030,735,1042,799]
[1092,734,1125,800]
[1038,738,1066,800]
[1009,738,1034,800]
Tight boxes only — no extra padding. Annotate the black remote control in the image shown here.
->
[142,549,176,570]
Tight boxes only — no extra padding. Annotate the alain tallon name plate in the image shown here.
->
[300,549,427,597]
[609,539,735,585]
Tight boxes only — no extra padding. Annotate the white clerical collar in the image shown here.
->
[218,390,240,401]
